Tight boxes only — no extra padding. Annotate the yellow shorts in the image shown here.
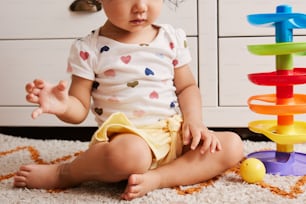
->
[90,112,183,169]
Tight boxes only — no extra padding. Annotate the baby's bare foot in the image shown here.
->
[14,164,71,189]
[121,171,161,200]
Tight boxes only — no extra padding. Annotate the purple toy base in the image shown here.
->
[247,151,306,176]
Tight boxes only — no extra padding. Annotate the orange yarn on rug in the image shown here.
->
[174,160,306,199]
[0,146,82,182]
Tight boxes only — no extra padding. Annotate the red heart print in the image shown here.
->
[80,51,89,60]
[149,91,159,99]
[170,42,175,49]
[121,55,131,64]
[172,59,178,66]
[104,69,116,77]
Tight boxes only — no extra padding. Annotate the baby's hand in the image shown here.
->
[25,79,69,119]
[182,121,222,154]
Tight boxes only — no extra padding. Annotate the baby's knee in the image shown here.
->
[105,136,152,173]
[221,132,244,165]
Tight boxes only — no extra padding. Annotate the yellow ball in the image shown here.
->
[240,158,266,183]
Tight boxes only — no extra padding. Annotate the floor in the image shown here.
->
[0,127,270,142]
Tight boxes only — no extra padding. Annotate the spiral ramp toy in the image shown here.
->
[247,5,306,176]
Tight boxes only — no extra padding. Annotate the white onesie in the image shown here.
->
[67,24,192,126]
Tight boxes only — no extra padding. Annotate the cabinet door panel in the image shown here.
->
[0,40,72,106]
[219,0,306,36]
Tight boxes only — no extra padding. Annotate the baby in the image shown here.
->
[14,0,244,200]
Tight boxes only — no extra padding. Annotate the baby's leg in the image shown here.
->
[14,142,111,189]
[121,131,244,200]
[14,134,152,189]
[14,164,69,189]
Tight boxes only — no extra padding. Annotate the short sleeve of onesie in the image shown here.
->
[162,24,192,69]
[67,32,98,81]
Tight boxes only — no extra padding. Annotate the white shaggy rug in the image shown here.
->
[1,133,306,204]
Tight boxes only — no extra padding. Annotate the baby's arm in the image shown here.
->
[174,65,222,154]
[25,75,92,124]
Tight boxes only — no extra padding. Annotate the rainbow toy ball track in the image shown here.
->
[247,5,306,176]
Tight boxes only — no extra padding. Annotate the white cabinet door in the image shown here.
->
[0,0,106,39]
[219,0,306,37]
